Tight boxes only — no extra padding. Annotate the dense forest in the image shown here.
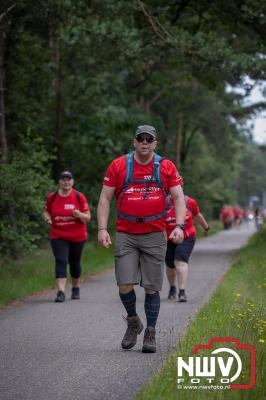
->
[0,0,266,258]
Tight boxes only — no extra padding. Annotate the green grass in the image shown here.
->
[0,221,222,306]
[137,226,266,400]
[0,240,114,306]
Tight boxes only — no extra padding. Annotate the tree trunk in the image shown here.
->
[175,112,183,168]
[54,41,62,178]
[140,95,150,113]
[0,16,8,163]
[50,28,62,178]
[161,117,169,155]
[140,93,161,114]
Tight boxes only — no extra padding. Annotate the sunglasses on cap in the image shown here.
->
[135,134,155,143]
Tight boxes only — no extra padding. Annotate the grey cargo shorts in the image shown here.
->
[115,231,167,291]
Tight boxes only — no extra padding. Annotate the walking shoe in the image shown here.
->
[121,315,144,350]
[142,327,156,353]
[168,286,177,300]
[54,290,65,303]
[178,290,187,302]
[71,287,80,300]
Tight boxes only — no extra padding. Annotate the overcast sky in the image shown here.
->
[253,116,266,144]
[227,78,266,144]
[244,79,266,144]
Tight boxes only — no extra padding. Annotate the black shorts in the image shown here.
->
[165,237,196,268]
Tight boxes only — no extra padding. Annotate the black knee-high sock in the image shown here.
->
[119,289,137,317]
[144,292,160,328]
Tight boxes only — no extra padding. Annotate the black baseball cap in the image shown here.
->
[59,171,73,180]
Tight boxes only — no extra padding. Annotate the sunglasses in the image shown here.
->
[136,134,155,143]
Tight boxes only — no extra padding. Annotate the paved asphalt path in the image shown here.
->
[0,224,255,400]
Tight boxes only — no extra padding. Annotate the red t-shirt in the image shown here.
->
[45,189,90,241]
[233,206,241,220]
[103,154,183,234]
[220,207,234,223]
[166,196,199,239]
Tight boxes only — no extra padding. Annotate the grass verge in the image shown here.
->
[0,220,222,307]
[137,226,266,400]
[0,240,114,306]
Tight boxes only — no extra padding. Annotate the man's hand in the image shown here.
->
[98,229,112,248]
[169,226,184,244]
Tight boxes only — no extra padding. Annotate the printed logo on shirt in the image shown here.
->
[64,204,75,210]
[124,187,161,194]
[104,176,110,181]
[55,216,75,221]
[166,216,176,222]
[144,175,152,180]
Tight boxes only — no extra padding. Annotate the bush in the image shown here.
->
[0,137,53,259]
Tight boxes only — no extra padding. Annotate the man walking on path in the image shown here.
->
[97,125,186,353]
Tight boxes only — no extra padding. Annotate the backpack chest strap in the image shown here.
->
[117,210,167,222]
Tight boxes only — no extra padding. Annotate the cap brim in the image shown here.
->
[60,175,72,179]
[135,132,156,138]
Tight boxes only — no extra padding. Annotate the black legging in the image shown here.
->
[51,239,85,279]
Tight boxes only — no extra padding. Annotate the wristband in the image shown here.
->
[205,226,210,231]
[98,228,107,232]
[176,223,184,231]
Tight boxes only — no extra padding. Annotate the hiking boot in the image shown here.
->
[142,327,156,353]
[168,286,177,300]
[71,287,80,300]
[178,290,187,302]
[54,290,65,303]
[121,315,144,350]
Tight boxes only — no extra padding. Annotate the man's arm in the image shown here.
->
[97,185,116,248]
[169,185,186,243]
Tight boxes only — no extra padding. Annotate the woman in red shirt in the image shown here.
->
[165,195,209,302]
[44,171,91,302]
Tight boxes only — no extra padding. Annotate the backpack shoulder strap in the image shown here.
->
[153,153,163,187]
[75,190,81,206]
[184,195,194,213]
[117,153,134,201]
[123,152,134,188]
[153,153,170,208]
[51,190,58,203]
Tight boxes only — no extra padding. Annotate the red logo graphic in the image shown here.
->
[191,338,256,389]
